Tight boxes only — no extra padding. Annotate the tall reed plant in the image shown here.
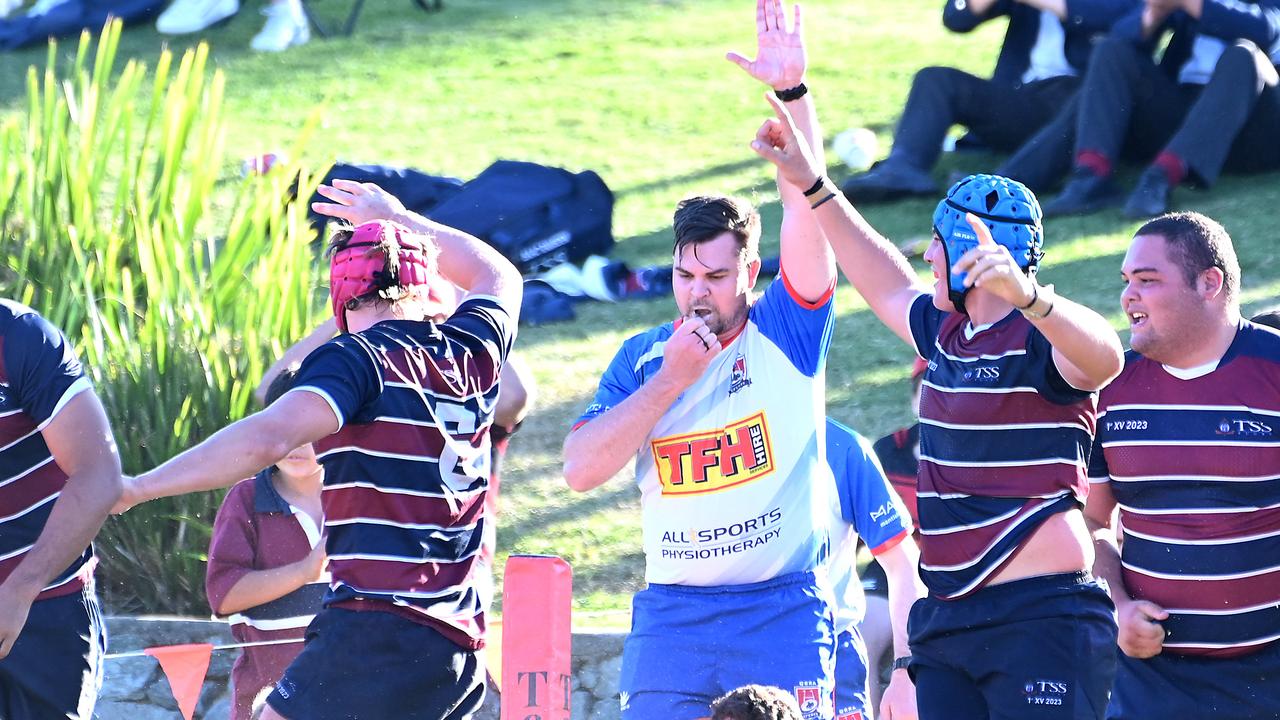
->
[0,22,329,613]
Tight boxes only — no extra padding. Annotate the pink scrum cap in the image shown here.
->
[329,220,437,332]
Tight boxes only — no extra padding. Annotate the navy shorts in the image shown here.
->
[908,572,1117,720]
[1107,639,1280,719]
[619,571,836,720]
[267,607,484,720]
[0,583,105,720]
[834,626,870,720]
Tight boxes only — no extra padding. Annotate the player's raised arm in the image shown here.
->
[751,94,927,344]
[313,179,522,317]
[728,0,834,301]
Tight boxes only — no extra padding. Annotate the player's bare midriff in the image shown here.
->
[989,508,1092,586]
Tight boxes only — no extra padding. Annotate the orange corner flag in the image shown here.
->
[145,643,214,720]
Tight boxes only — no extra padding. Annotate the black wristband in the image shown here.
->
[892,656,912,672]
[1016,283,1039,310]
[774,82,808,102]
[802,176,827,197]
[810,192,837,210]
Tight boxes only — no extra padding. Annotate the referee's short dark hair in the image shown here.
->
[1135,212,1240,302]
[673,195,761,263]
[709,684,803,720]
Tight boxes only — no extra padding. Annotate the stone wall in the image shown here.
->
[99,617,237,720]
[97,617,625,720]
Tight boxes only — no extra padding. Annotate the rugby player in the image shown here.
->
[751,81,1125,718]
[1085,212,1280,719]
[119,179,521,720]
[0,303,122,719]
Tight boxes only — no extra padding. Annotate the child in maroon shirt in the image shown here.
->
[206,369,325,720]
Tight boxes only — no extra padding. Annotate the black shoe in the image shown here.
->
[841,161,938,203]
[1042,170,1123,217]
[1123,166,1173,219]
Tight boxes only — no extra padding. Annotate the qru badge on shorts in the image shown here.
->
[793,681,825,719]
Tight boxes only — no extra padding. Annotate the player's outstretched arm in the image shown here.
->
[952,215,1123,390]
[313,179,523,318]
[1084,482,1167,658]
[119,392,339,511]
[563,317,720,492]
[877,537,925,720]
[751,94,928,345]
[0,391,122,659]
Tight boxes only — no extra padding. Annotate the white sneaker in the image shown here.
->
[156,0,239,34]
[25,0,71,16]
[250,3,309,52]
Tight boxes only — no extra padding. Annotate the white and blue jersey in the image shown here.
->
[825,418,912,633]
[576,273,836,587]
[583,271,837,720]
[826,418,912,720]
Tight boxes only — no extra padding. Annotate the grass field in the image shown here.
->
[3,0,1279,627]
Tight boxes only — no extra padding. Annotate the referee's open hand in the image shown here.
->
[657,316,721,392]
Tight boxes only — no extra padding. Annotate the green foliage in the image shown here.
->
[0,22,328,613]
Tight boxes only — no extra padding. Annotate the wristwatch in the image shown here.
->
[892,656,912,672]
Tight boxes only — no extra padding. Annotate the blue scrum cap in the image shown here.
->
[932,173,1043,314]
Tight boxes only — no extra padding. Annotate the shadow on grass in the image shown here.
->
[612,156,762,201]
[496,479,635,544]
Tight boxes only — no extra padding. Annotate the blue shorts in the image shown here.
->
[266,607,484,720]
[1107,639,1280,719]
[619,571,836,720]
[908,572,1117,720]
[0,583,105,720]
[834,626,870,720]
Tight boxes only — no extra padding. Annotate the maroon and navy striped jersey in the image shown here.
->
[0,300,95,600]
[908,293,1096,599]
[290,296,514,650]
[1089,321,1280,658]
